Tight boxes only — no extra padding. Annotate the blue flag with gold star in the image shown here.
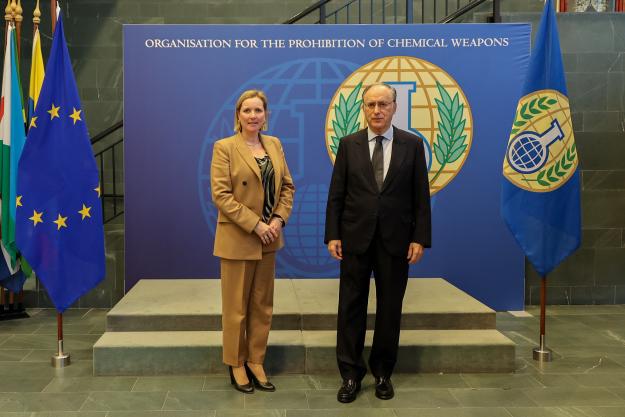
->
[15,15,105,313]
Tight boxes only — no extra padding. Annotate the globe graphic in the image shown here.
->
[198,58,358,277]
[503,90,576,192]
[281,183,332,268]
[508,135,546,173]
[325,56,473,195]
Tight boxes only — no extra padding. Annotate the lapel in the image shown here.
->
[234,133,261,181]
[381,127,406,192]
[261,135,282,195]
[355,130,378,190]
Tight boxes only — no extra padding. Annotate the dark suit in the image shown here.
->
[325,126,431,380]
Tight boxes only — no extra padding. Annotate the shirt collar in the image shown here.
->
[368,126,394,143]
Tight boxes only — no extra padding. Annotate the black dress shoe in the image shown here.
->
[244,362,276,392]
[337,378,361,403]
[229,366,254,394]
[374,376,394,400]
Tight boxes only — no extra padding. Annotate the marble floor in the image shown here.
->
[0,306,624,417]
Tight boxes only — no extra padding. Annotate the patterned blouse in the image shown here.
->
[254,155,275,223]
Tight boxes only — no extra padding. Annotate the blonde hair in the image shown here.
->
[233,90,269,132]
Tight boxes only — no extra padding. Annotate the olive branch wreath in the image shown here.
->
[328,82,363,157]
[511,96,558,135]
[510,95,577,186]
[432,82,468,183]
[523,143,577,187]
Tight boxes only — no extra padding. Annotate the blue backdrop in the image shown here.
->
[124,24,530,310]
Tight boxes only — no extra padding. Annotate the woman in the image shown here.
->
[211,90,294,393]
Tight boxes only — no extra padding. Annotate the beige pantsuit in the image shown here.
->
[220,252,275,366]
[211,133,294,367]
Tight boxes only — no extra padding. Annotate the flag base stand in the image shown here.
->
[532,346,553,362]
[532,334,552,362]
[51,352,70,368]
[51,340,70,368]
[0,305,29,321]
[0,311,29,321]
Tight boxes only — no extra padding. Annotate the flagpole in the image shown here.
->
[29,0,42,127]
[46,7,60,350]
[4,1,11,64]
[1,4,11,318]
[52,312,70,367]
[13,0,20,58]
[6,0,21,316]
[32,0,39,35]
[533,276,553,362]
[8,0,28,318]
[8,0,14,43]
[50,0,55,32]
[16,0,43,319]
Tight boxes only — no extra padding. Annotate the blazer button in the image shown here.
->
[242,181,247,186]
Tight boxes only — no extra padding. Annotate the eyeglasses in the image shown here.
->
[364,101,394,111]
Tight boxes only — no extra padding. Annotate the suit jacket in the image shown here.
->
[325,127,431,257]
[211,133,295,260]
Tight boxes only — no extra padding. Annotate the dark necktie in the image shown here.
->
[372,135,384,191]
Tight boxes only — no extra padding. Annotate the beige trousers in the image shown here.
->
[220,252,275,367]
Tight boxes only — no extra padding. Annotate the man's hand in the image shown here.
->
[327,240,343,260]
[407,242,424,264]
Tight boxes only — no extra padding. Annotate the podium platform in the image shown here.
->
[93,278,515,375]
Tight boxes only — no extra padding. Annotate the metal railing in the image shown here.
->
[284,0,498,24]
[91,121,124,223]
[439,0,490,23]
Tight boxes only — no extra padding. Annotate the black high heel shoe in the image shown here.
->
[229,366,254,393]
[244,362,276,392]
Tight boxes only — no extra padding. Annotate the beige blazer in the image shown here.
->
[211,133,295,260]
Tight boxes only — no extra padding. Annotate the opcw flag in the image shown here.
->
[501,0,580,277]
[16,15,105,312]
[0,24,27,276]
[28,27,45,127]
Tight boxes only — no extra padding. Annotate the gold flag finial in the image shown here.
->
[33,0,40,25]
[5,0,12,22]
[14,0,22,23]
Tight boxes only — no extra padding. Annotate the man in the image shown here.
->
[325,83,431,403]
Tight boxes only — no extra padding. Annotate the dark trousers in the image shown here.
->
[336,231,409,381]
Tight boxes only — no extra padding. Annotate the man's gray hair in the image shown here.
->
[362,83,397,102]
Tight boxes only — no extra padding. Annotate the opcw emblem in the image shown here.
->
[503,90,578,192]
[325,56,473,195]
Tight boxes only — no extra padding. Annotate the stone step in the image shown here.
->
[93,329,515,376]
[106,278,495,332]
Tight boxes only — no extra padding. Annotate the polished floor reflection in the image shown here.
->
[0,306,624,416]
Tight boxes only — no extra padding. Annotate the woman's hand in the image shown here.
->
[254,221,278,245]
[269,217,283,235]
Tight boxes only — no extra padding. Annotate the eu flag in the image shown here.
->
[501,0,581,277]
[15,15,105,312]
